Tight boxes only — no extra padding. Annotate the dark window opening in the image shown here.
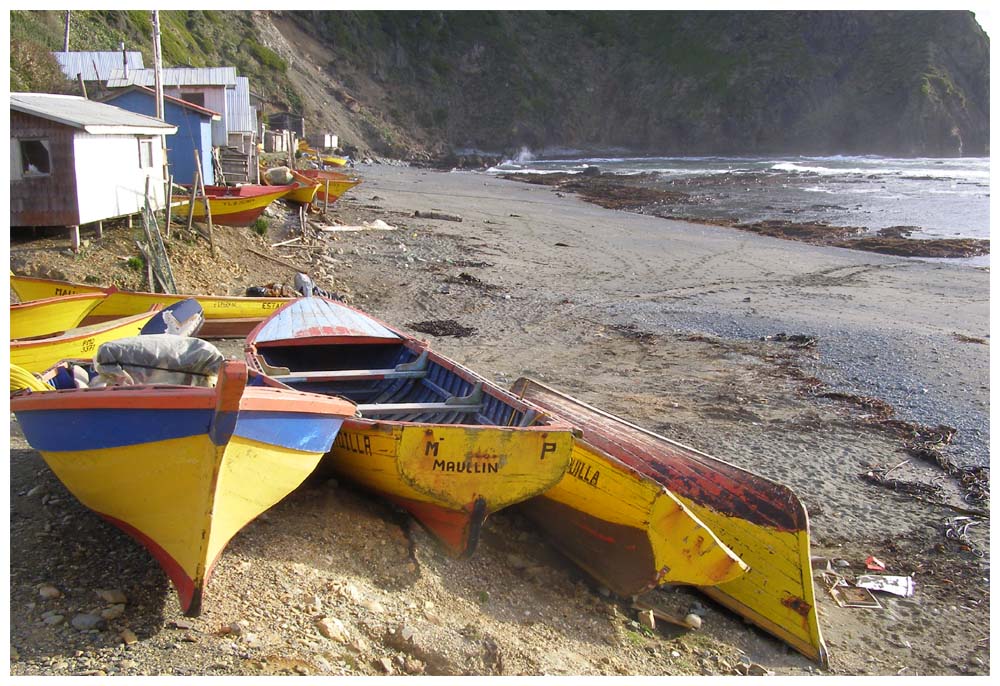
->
[20,139,51,176]
[180,92,205,108]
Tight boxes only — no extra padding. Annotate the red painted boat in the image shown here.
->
[174,184,295,226]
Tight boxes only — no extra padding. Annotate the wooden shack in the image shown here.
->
[10,93,177,251]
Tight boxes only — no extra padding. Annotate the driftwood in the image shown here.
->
[414,210,463,222]
[244,246,310,274]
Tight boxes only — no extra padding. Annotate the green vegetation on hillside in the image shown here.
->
[10,10,301,112]
[10,10,989,157]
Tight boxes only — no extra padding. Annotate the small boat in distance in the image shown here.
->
[262,166,322,205]
[296,168,362,206]
[10,343,356,616]
[244,296,575,557]
[172,183,295,226]
[11,273,292,338]
[511,377,828,666]
[10,292,107,340]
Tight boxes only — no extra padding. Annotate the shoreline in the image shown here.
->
[9,163,990,676]
[497,171,990,260]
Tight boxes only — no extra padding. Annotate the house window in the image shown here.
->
[179,92,205,108]
[138,138,154,168]
[20,139,51,176]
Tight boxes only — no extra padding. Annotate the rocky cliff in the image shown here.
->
[11,10,990,159]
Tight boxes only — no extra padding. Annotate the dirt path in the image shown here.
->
[8,165,989,676]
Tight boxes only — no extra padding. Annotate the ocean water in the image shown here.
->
[488,154,990,256]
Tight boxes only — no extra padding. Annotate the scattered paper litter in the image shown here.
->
[320,219,397,233]
[856,575,915,597]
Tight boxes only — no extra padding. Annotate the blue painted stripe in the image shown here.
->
[235,411,344,453]
[15,408,213,452]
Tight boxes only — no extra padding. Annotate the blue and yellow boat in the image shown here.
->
[10,354,356,615]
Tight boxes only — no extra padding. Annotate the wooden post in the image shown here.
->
[63,10,71,51]
[164,174,173,238]
[95,220,103,239]
[70,225,80,253]
[77,74,87,98]
[193,148,215,257]
[186,168,198,234]
[324,179,330,214]
[299,204,306,236]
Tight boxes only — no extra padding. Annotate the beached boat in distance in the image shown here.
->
[262,166,322,205]
[11,309,159,373]
[511,377,828,666]
[11,274,291,338]
[10,341,356,616]
[244,296,575,557]
[173,183,295,226]
[10,292,107,340]
[296,168,362,206]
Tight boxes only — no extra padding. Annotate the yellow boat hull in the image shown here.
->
[512,377,827,666]
[10,274,290,338]
[10,293,107,340]
[328,419,573,556]
[10,310,157,373]
[522,438,748,590]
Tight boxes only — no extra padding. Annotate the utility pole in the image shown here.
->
[151,10,165,120]
[63,10,70,51]
[152,10,168,216]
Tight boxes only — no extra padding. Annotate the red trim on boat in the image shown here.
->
[99,513,201,615]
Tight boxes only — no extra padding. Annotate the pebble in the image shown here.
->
[170,618,194,630]
[404,657,426,675]
[26,484,46,497]
[38,584,62,599]
[684,613,703,630]
[42,612,65,626]
[637,610,655,631]
[315,617,349,643]
[101,604,126,620]
[361,598,385,614]
[70,613,105,631]
[377,656,394,674]
[671,650,681,658]
[97,589,127,605]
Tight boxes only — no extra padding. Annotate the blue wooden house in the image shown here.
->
[101,86,220,185]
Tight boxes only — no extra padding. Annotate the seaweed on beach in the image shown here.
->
[407,319,477,338]
[830,237,990,259]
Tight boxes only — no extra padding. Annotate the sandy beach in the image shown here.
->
[9,163,990,676]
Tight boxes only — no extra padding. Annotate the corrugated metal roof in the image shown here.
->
[226,77,256,133]
[102,85,222,120]
[106,67,238,88]
[11,93,177,135]
[53,51,145,81]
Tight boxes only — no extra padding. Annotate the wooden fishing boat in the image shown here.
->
[511,378,828,666]
[10,292,107,340]
[11,309,159,373]
[296,168,362,205]
[10,350,356,616]
[244,296,575,557]
[11,274,291,338]
[514,418,749,590]
[173,183,295,226]
[262,167,322,205]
